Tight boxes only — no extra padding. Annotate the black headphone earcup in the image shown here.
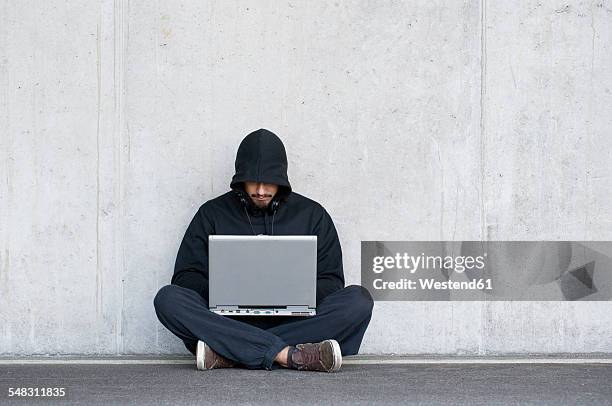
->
[269,198,280,214]
[235,190,248,208]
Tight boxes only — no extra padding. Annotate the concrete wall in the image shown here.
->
[1,0,611,355]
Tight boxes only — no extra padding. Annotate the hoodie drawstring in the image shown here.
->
[264,211,268,235]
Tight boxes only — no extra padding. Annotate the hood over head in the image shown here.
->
[230,129,292,209]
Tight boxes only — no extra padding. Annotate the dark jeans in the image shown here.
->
[153,284,374,370]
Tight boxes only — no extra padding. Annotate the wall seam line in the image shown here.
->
[479,0,488,356]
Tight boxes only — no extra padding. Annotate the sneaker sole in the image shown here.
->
[196,340,206,371]
[324,339,342,372]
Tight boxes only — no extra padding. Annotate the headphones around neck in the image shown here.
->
[235,189,280,215]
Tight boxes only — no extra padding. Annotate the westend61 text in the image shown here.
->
[373,278,493,290]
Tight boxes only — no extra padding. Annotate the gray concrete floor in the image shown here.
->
[1,362,612,405]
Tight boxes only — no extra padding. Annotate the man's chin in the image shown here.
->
[251,200,270,209]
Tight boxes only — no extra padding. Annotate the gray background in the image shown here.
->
[1,1,611,356]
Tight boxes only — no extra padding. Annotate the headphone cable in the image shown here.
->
[271,209,276,236]
[243,206,256,236]
[240,191,279,236]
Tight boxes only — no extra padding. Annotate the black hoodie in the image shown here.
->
[171,129,345,305]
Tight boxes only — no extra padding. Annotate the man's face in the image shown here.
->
[243,181,279,209]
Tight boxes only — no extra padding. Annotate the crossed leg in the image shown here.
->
[153,284,373,370]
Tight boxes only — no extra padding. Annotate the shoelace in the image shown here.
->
[295,344,321,367]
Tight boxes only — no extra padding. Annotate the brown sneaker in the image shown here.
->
[288,339,342,372]
[196,341,236,370]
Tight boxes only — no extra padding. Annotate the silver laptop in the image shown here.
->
[208,235,317,316]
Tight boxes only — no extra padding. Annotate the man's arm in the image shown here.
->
[314,208,345,305]
[171,206,214,301]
